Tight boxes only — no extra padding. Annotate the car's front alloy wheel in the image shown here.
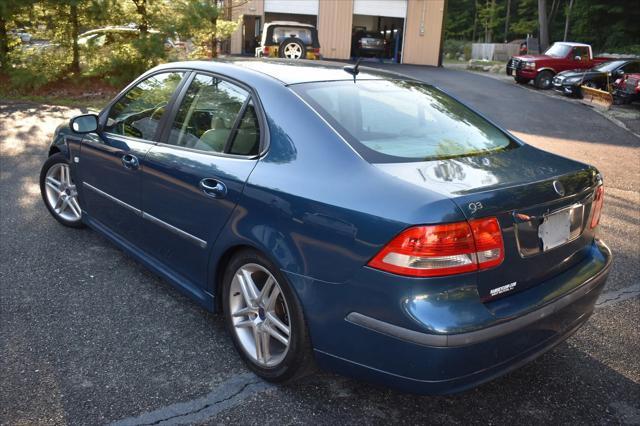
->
[223,249,315,382]
[40,153,85,228]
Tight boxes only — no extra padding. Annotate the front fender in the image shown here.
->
[536,67,557,74]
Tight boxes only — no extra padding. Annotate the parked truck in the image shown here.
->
[506,42,612,89]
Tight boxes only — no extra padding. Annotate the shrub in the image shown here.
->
[443,39,472,61]
[7,46,69,92]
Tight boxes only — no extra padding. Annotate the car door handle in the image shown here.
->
[121,154,139,169]
[199,178,227,198]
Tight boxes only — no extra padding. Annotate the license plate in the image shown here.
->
[538,209,571,251]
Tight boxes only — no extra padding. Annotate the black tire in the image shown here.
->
[222,249,315,382]
[278,37,306,60]
[40,152,85,228]
[534,70,554,89]
[514,76,530,84]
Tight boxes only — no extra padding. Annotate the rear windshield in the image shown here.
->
[293,80,517,163]
[272,27,312,45]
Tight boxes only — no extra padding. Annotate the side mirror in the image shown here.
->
[616,69,625,77]
[70,114,99,134]
[574,55,582,61]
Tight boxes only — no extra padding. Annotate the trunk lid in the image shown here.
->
[375,144,600,300]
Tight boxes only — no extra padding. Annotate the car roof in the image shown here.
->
[153,58,413,85]
[555,42,590,47]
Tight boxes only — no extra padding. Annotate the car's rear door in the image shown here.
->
[79,70,187,246]
[137,72,264,292]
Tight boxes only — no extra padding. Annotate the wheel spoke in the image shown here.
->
[265,285,280,311]
[68,198,82,218]
[234,319,253,329]
[265,323,289,346]
[260,329,271,362]
[241,269,260,301]
[58,197,70,213]
[253,327,265,363]
[266,312,290,336]
[46,177,61,193]
[259,276,275,306]
[237,271,258,308]
[232,306,254,318]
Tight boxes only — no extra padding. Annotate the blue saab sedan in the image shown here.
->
[40,59,611,394]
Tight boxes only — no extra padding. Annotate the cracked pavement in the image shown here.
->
[1,65,639,425]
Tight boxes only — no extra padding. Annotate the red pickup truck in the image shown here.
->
[507,42,612,89]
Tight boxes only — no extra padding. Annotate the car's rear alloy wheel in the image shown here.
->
[40,153,85,228]
[223,250,315,382]
[229,263,291,366]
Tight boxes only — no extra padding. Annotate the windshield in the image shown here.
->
[293,80,517,163]
[593,60,625,72]
[545,43,572,58]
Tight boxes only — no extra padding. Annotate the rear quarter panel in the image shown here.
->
[209,81,465,291]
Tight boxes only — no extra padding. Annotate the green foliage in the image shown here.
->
[85,35,166,87]
[443,39,472,60]
[445,0,640,54]
[7,46,69,90]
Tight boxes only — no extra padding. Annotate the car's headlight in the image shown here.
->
[524,62,536,70]
[565,76,583,84]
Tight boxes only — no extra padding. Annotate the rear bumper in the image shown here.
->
[292,240,611,394]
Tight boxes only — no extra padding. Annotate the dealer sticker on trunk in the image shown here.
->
[490,282,517,297]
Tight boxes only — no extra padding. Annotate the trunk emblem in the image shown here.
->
[553,180,566,196]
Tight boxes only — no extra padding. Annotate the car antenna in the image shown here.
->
[343,58,363,83]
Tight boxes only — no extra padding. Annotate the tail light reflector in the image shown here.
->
[590,185,604,228]
[368,218,504,277]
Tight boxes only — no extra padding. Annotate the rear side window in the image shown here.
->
[293,80,516,163]
[167,74,259,154]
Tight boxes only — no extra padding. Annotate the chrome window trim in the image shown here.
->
[82,182,207,249]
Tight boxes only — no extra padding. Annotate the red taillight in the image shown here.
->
[262,46,270,55]
[590,185,604,229]
[368,218,504,277]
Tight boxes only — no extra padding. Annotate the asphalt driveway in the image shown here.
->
[1,65,639,425]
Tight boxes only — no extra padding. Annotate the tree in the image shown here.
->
[538,0,549,50]
[503,0,511,42]
[0,0,30,71]
[563,0,574,41]
[131,0,149,35]
[173,0,243,57]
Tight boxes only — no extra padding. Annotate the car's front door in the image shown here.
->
[79,70,187,245]
[138,72,263,293]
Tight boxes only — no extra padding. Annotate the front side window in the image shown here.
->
[572,46,589,59]
[622,61,640,73]
[167,74,260,155]
[293,80,516,163]
[104,71,185,140]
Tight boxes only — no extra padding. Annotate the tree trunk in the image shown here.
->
[471,0,478,42]
[503,0,511,43]
[0,14,8,71]
[133,0,148,35]
[538,0,549,51]
[70,2,80,73]
[563,0,574,41]
[210,16,217,58]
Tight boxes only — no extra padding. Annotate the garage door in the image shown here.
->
[264,0,319,15]
[353,0,407,18]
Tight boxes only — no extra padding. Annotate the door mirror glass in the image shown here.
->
[574,55,582,61]
[70,114,99,133]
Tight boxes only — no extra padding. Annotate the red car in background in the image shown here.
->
[507,42,612,89]
[613,73,640,104]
